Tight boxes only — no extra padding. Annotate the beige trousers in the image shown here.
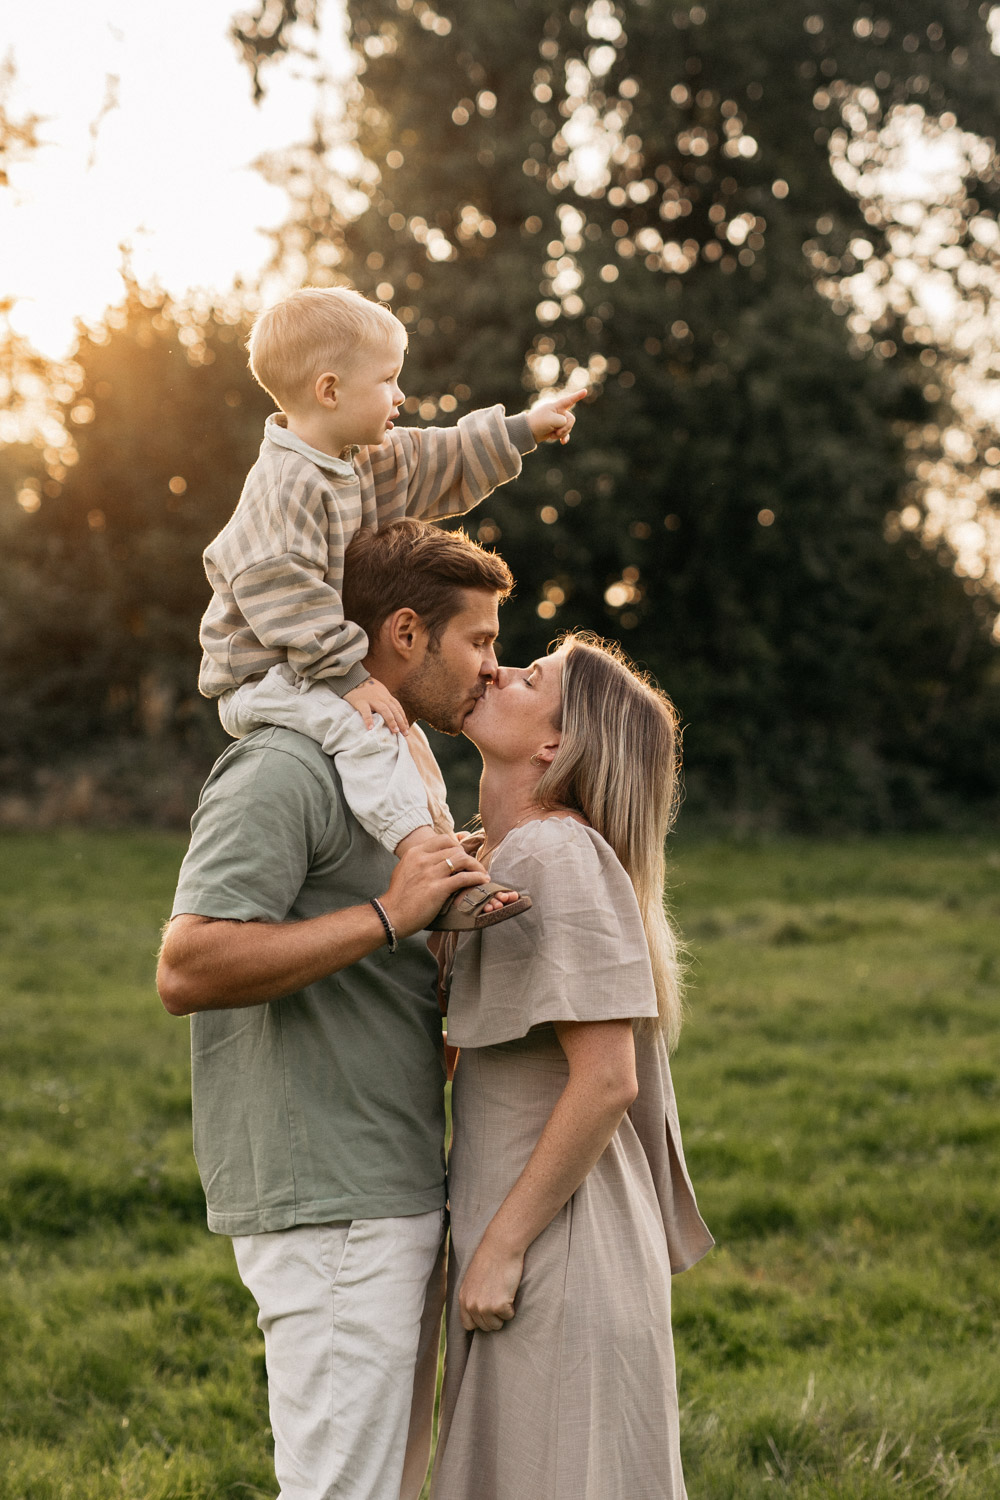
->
[232,1209,447,1500]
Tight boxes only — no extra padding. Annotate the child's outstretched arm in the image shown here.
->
[525,387,589,446]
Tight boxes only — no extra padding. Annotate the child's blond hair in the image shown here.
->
[247,287,406,411]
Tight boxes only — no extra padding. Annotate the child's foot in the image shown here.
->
[427,882,532,932]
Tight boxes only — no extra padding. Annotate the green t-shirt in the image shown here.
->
[171,727,446,1236]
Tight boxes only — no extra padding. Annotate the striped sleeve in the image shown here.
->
[199,449,369,696]
[228,553,369,686]
[361,405,527,525]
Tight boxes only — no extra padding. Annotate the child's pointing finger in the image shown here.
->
[554,386,589,409]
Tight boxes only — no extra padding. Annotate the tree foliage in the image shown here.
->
[230,0,1000,825]
[0,285,272,779]
[2,3,1000,827]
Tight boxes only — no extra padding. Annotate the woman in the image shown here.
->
[431,632,713,1500]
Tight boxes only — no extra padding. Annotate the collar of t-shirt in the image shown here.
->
[264,411,359,480]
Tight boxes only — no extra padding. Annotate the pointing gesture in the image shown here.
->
[526,386,589,446]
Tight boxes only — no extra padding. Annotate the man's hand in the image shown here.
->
[379,834,490,938]
[525,387,588,446]
[458,1229,524,1333]
[344,676,409,734]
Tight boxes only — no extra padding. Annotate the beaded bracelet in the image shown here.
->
[369,897,398,954]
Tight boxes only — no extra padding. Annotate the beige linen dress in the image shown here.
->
[431,819,713,1500]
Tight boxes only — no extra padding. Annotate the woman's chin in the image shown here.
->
[461,695,491,748]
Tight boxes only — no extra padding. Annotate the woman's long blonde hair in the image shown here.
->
[536,633,685,1048]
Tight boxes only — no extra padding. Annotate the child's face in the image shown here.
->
[332,333,406,448]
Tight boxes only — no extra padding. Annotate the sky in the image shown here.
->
[1,0,350,360]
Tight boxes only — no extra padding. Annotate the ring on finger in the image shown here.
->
[445,857,455,871]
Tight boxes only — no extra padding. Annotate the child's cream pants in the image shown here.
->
[220,663,432,854]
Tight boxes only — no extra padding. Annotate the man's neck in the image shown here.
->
[361,652,407,703]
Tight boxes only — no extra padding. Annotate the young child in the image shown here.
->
[198,286,585,929]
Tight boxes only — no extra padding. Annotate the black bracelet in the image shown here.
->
[369,897,398,954]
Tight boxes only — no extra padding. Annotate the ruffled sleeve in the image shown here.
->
[445,819,660,1048]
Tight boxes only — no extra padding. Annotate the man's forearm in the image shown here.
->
[157,904,387,1016]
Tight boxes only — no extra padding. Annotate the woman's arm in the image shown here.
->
[458,1017,638,1333]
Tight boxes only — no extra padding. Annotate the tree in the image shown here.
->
[229,0,1000,826]
[0,283,273,782]
[0,57,54,438]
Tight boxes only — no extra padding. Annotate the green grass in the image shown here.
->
[1,829,998,1497]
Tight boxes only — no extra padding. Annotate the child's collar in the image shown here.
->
[264,412,357,479]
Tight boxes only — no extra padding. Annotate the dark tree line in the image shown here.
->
[2,1,999,826]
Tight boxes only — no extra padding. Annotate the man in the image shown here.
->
[157,518,514,1500]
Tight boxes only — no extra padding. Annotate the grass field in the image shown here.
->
[0,829,997,1497]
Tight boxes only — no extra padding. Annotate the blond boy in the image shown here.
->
[198,287,583,927]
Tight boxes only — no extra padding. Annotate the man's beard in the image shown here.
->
[401,653,481,736]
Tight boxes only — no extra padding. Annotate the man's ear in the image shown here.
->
[315,371,339,408]
[383,607,426,659]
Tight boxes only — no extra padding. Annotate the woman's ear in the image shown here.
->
[533,737,561,767]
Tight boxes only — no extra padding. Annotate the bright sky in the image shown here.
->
[1,0,350,360]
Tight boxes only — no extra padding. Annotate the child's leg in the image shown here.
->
[223,667,523,921]
[220,664,433,855]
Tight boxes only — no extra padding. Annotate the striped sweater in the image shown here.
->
[199,406,533,699]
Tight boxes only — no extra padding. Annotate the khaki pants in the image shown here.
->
[232,1209,447,1500]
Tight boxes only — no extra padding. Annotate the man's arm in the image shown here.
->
[157,834,485,1016]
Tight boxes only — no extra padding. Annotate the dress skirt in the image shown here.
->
[431,1025,688,1500]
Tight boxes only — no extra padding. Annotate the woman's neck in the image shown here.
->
[477,761,545,854]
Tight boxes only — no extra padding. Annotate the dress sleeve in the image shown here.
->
[445,820,660,1048]
[630,1031,715,1273]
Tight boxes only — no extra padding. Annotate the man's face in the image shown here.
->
[401,589,501,734]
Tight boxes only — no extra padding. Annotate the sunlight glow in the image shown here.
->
[1,0,350,360]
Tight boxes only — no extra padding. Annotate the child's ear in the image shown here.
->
[315,371,339,408]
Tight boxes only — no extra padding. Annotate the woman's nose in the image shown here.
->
[493,666,514,687]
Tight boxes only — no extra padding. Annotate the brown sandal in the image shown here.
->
[427,882,532,932]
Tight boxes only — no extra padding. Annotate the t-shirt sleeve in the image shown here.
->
[445,820,660,1048]
[171,736,341,923]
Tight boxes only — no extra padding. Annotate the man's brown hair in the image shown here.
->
[342,519,514,647]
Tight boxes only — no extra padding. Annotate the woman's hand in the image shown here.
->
[453,1019,637,1333]
[459,1231,524,1333]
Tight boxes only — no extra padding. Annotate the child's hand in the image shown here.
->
[344,676,410,734]
[526,387,589,446]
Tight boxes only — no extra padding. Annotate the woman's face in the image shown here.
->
[463,646,566,763]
